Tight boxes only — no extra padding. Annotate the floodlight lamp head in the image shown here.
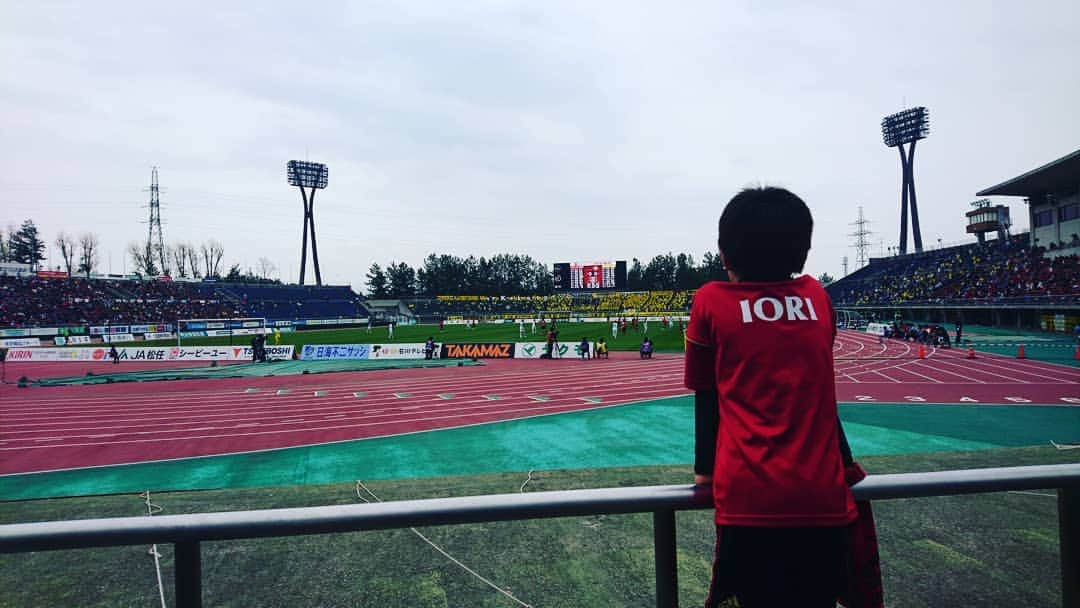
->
[287,160,329,189]
[881,106,930,147]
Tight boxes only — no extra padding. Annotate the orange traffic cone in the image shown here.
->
[967,346,976,359]
[917,344,926,359]
[1017,344,1026,359]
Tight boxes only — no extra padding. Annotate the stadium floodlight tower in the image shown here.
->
[287,160,329,285]
[881,106,930,255]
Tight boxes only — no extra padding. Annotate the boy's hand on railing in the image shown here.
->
[694,474,712,486]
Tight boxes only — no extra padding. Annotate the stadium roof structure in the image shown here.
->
[976,148,1080,197]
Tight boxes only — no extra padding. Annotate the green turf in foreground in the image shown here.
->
[0,447,1076,608]
[3,399,1077,500]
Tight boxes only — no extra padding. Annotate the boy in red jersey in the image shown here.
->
[685,187,858,607]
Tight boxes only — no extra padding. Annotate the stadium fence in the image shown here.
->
[2,463,1078,608]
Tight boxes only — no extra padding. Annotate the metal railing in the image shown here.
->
[3,463,1079,608]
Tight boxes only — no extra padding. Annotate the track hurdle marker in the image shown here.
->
[917,344,926,359]
[529,395,551,402]
[353,391,367,398]
[313,390,327,397]
[276,389,290,396]
[243,388,259,394]
[1017,344,1026,359]
[437,393,455,400]
[482,394,502,401]
[967,346,976,359]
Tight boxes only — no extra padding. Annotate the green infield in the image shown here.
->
[137,321,690,353]
[1,447,1075,607]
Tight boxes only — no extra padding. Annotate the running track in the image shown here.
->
[1,330,1077,474]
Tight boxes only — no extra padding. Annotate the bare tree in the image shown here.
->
[256,257,277,280]
[185,242,201,278]
[170,244,188,278]
[128,241,158,276]
[54,232,77,275]
[78,233,99,277]
[155,243,172,277]
[201,240,224,278]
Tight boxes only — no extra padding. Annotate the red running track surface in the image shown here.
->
[1,331,1077,474]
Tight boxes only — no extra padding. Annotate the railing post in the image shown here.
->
[653,509,678,608]
[1061,487,1079,608]
[175,540,202,608]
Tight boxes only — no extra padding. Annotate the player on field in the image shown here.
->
[684,187,877,607]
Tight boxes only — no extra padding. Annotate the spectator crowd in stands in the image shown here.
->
[830,235,1079,305]
[0,277,368,327]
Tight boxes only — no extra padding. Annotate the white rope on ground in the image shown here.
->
[140,490,168,608]
[519,470,534,493]
[355,481,532,608]
[1051,440,1080,450]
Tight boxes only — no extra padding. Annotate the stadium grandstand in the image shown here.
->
[828,148,1080,331]
[0,275,370,329]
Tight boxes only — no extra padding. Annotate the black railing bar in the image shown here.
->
[2,463,1078,553]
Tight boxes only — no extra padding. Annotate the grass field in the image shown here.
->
[1,446,1075,607]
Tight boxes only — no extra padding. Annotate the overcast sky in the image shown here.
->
[2,1,1078,288]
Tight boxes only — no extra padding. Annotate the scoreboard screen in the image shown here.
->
[553,261,627,291]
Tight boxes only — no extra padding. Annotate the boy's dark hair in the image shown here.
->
[717,186,813,281]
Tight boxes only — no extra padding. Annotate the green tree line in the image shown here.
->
[365,252,731,298]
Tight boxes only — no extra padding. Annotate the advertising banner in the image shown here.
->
[866,323,890,336]
[0,337,40,348]
[300,344,372,361]
[514,341,571,359]
[144,332,175,341]
[4,345,294,362]
[29,327,61,337]
[129,324,173,335]
[90,325,130,336]
[53,335,92,346]
[102,334,136,343]
[440,343,514,359]
[0,329,31,338]
[369,343,432,360]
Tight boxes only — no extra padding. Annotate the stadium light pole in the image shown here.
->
[286,161,329,286]
[881,107,930,255]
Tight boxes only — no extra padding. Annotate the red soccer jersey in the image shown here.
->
[684,275,856,527]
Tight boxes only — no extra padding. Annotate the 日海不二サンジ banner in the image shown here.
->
[300,344,371,360]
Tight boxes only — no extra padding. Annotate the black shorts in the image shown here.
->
[705,524,845,608]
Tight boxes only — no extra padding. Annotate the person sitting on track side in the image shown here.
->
[579,337,591,360]
[639,336,653,359]
[594,338,609,359]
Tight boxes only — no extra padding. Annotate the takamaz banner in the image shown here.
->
[440,343,514,359]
